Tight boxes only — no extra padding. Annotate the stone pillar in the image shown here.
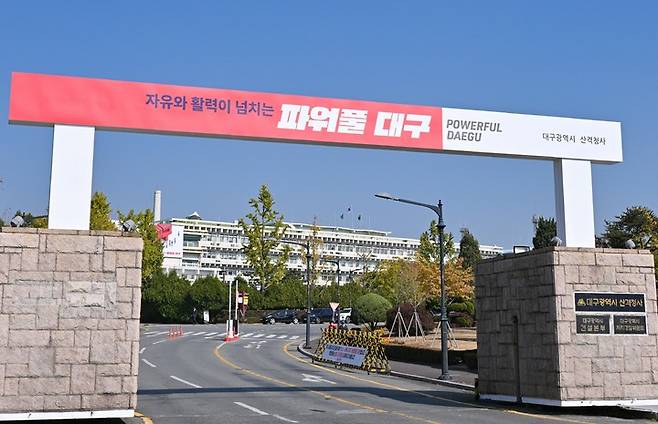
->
[475,247,658,406]
[0,227,143,419]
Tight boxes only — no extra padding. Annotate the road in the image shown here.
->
[136,323,649,424]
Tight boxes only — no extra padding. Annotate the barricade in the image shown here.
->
[314,327,389,373]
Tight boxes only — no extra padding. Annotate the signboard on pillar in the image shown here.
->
[8,72,623,246]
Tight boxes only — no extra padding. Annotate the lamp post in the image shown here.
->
[322,259,341,321]
[347,266,367,309]
[375,192,450,380]
[273,238,313,349]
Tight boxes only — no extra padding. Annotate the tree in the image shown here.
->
[118,208,163,282]
[532,216,557,249]
[458,228,482,270]
[142,271,191,323]
[603,206,657,278]
[189,276,227,318]
[239,185,290,293]
[90,192,116,231]
[416,220,455,265]
[363,259,426,306]
[302,217,323,285]
[419,257,475,304]
[352,293,392,331]
[0,217,4,227]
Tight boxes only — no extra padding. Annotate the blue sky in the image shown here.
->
[1,2,657,249]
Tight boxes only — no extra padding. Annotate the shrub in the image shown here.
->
[189,276,227,322]
[386,303,436,336]
[142,271,192,323]
[352,293,392,331]
[452,314,474,327]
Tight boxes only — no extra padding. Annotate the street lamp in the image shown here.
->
[272,238,313,349]
[347,266,368,309]
[374,192,450,380]
[322,258,341,322]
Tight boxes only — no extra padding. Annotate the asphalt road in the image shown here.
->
[136,323,650,424]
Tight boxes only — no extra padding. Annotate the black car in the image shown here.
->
[262,309,299,324]
[307,308,336,324]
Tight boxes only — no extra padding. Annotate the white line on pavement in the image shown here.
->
[289,335,300,340]
[253,334,265,338]
[234,402,268,415]
[266,334,277,338]
[170,375,202,388]
[191,332,206,336]
[240,332,254,337]
[277,335,288,339]
[141,359,157,368]
[145,331,168,337]
[204,332,218,337]
[152,340,166,345]
[143,331,158,335]
[273,414,299,423]
[139,347,146,354]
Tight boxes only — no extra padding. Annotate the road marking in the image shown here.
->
[234,402,268,415]
[170,375,202,388]
[145,331,168,337]
[191,332,206,336]
[241,332,254,337]
[214,344,437,424]
[152,340,166,345]
[289,335,299,340]
[141,359,157,368]
[266,334,277,338]
[282,343,597,424]
[204,332,218,337]
[277,335,288,339]
[302,373,336,384]
[139,347,146,354]
[143,331,158,335]
[233,402,298,423]
[253,334,265,338]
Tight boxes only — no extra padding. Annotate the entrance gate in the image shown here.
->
[8,72,622,246]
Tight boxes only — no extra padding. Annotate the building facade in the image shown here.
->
[161,213,504,285]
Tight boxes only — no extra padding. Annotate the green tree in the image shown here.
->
[603,206,657,277]
[352,293,392,331]
[0,217,4,227]
[458,228,482,270]
[532,216,557,249]
[416,220,455,265]
[239,185,290,293]
[142,271,191,323]
[90,192,116,231]
[264,272,306,310]
[189,276,227,319]
[118,208,163,282]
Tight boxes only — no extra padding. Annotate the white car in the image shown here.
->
[339,308,352,323]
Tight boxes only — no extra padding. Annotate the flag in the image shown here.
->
[357,215,361,221]
[340,214,344,219]
[347,207,351,212]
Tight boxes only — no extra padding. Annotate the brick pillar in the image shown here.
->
[0,228,143,418]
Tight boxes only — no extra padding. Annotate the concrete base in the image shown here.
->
[0,409,133,421]
[475,247,658,405]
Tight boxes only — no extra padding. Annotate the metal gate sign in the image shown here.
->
[8,72,622,163]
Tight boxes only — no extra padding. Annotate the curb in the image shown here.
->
[296,342,475,392]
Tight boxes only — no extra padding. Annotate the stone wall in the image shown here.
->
[475,247,658,405]
[0,227,143,416]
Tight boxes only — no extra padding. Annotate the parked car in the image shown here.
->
[339,307,352,323]
[307,308,335,324]
[262,309,299,324]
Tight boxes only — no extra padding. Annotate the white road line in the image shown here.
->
[277,335,288,339]
[253,334,265,338]
[141,359,157,368]
[233,402,298,422]
[234,402,268,416]
[139,347,146,354]
[289,335,300,340]
[273,414,299,423]
[170,375,202,388]
[266,334,277,339]
[240,332,254,337]
[191,332,206,336]
[143,331,158,335]
[204,332,218,337]
[145,331,168,337]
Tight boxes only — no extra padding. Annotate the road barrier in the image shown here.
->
[314,328,389,373]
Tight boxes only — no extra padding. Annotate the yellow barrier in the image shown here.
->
[313,328,390,373]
